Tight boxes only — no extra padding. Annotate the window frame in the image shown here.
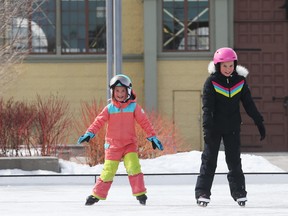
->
[162,0,210,52]
[24,0,231,62]
[18,0,107,57]
[60,0,106,55]
[158,0,215,60]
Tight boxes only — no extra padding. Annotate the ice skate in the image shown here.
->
[197,195,210,207]
[236,197,247,207]
[136,194,147,205]
[85,195,99,206]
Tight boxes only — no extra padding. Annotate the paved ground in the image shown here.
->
[250,152,288,172]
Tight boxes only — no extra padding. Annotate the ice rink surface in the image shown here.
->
[1,174,288,216]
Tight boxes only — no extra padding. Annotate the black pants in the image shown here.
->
[195,130,247,200]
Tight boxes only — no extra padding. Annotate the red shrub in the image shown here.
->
[0,98,36,156]
[33,94,72,156]
[0,95,72,157]
[137,111,180,159]
[74,99,106,166]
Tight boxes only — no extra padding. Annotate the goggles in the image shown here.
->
[109,75,132,89]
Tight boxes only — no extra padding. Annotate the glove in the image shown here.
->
[256,122,266,141]
[77,132,95,144]
[147,136,164,150]
[203,129,213,144]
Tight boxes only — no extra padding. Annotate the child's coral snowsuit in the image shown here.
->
[86,93,155,200]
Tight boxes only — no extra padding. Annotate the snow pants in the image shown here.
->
[195,130,247,201]
[91,150,146,200]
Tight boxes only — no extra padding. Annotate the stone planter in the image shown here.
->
[0,156,60,173]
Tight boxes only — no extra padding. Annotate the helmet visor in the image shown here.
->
[110,75,132,88]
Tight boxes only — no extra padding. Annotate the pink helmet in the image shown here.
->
[213,47,237,64]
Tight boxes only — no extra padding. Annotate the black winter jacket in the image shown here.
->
[202,62,263,133]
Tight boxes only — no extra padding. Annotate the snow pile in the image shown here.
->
[0,151,284,175]
[60,151,284,174]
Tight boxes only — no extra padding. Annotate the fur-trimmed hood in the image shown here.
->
[208,61,249,77]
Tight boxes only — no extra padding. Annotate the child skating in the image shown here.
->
[195,47,266,207]
[78,74,163,206]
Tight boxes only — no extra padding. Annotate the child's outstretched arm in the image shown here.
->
[77,106,109,144]
[134,104,164,150]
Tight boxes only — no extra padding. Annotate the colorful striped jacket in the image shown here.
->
[87,94,156,148]
[202,62,263,133]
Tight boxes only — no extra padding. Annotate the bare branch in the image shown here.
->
[0,0,47,95]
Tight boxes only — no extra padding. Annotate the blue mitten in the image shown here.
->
[77,132,95,144]
[147,136,164,150]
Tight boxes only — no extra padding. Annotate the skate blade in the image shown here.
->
[237,201,246,207]
[136,194,147,206]
[85,195,99,206]
[197,197,210,207]
[139,201,146,206]
[197,201,208,207]
[236,197,247,207]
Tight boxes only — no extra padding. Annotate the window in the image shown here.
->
[162,0,209,52]
[9,0,56,54]
[8,0,106,54]
[32,0,56,53]
[61,0,106,54]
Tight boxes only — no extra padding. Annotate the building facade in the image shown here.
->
[2,0,288,152]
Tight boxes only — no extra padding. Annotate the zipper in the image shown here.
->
[227,78,230,97]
